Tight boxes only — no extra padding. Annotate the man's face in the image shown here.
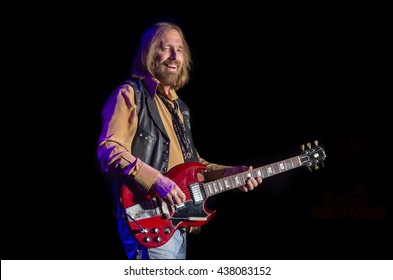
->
[153,29,184,86]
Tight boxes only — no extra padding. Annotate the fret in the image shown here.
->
[217,180,223,191]
[291,156,301,168]
[255,168,262,178]
[266,165,274,177]
[213,182,219,193]
[228,175,235,188]
[295,156,301,167]
[244,172,249,183]
[223,178,231,189]
[237,174,243,187]
[218,181,225,192]
[232,177,237,188]
[284,159,293,170]
[204,182,212,196]
[278,161,286,172]
[272,163,280,174]
[262,166,268,178]
[205,182,212,196]
[209,181,215,194]
[238,172,246,185]
[227,176,234,189]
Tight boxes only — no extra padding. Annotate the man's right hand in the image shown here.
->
[153,175,186,206]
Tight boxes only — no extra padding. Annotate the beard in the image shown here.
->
[153,61,179,86]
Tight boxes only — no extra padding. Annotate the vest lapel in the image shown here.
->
[145,95,169,138]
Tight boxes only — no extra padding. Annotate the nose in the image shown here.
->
[168,49,177,60]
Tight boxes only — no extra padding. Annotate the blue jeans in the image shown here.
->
[117,204,187,259]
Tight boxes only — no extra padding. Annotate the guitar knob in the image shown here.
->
[154,236,162,242]
[140,228,148,234]
[164,227,172,234]
[142,236,151,243]
[151,228,159,234]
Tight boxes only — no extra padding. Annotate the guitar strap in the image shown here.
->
[157,92,197,163]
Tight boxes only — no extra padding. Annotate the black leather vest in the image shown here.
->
[130,81,198,174]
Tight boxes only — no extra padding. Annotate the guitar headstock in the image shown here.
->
[299,140,327,171]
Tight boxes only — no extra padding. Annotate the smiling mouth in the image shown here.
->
[163,64,179,74]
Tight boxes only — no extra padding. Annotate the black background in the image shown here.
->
[3,3,391,260]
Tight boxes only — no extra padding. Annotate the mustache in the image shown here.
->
[164,59,180,67]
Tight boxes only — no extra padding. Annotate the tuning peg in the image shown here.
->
[314,165,320,170]
[306,142,312,149]
[307,167,313,172]
[321,162,325,168]
[314,140,319,146]
[300,144,305,151]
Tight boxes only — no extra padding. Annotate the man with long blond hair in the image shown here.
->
[97,21,262,259]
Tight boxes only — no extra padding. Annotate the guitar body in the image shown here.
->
[121,161,215,248]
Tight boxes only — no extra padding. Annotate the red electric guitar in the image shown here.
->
[120,141,326,248]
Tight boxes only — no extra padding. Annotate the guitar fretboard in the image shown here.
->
[203,156,301,197]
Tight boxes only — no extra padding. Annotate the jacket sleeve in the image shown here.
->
[97,84,160,192]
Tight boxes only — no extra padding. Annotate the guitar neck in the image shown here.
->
[203,155,301,197]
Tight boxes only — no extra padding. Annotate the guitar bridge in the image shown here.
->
[174,203,185,210]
